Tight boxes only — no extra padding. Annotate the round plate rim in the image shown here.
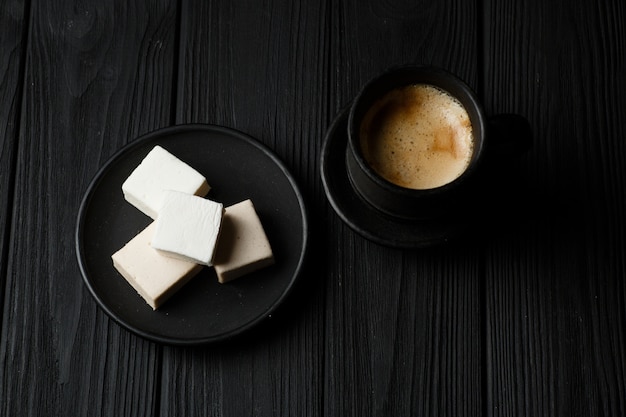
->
[75,123,309,346]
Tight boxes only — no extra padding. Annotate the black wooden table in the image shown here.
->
[1,0,625,416]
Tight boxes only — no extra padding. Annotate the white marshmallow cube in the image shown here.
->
[122,145,210,219]
[151,190,224,266]
[213,199,274,283]
[111,222,203,310]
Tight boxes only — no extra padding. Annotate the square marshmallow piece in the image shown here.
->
[111,223,203,310]
[151,190,224,266]
[122,145,210,219]
[213,199,274,283]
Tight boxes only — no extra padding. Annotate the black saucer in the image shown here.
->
[320,105,473,249]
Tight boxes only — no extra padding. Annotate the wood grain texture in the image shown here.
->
[160,1,328,416]
[483,0,626,415]
[323,238,483,417]
[323,1,483,416]
[0,0,625,416]
[175,0,330,196]
[0,0,27,314]
[0,0,177,415]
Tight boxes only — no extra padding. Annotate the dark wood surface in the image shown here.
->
[1,0,625,416]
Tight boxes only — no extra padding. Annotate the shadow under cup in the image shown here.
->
[346,66,490,220]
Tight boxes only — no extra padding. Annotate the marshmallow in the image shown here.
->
[213,199,274,283]
[151,190,224,266]
[111,223,203,309]
[122,145,210,219]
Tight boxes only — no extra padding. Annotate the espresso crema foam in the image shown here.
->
[359,84,474,190]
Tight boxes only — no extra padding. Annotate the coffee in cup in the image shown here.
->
[346,65,531,221]
[346,65,488,220]
[359,83,474,190]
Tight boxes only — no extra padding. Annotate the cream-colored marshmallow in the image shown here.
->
[213,199,274,283]
[111,222,203,310]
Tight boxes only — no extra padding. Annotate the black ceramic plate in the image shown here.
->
[321,106,471,249]
[76,124,308,345]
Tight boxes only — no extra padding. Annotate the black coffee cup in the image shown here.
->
[346,65,531,220]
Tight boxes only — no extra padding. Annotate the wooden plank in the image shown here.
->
[322,1,484,416]
[0,0,178,415]
[483,0,626,415]
[0,0,27,306]
[323,240,484,417]
[160,1,329,416]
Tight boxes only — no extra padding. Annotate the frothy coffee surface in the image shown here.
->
[359,84,474,190]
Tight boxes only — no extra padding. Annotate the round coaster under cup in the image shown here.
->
[321,105,476,249]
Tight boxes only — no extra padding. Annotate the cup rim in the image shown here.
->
[347,65,486,198]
